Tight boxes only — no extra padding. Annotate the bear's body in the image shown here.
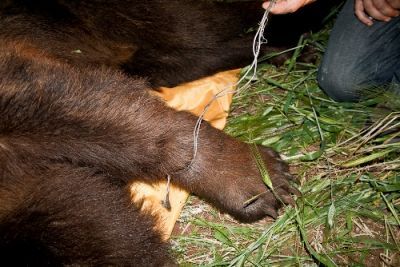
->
[0,0,266,87]
[0,0,336,265]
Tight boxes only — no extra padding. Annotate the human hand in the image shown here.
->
[355,0,400,26]
[262,0,316,14]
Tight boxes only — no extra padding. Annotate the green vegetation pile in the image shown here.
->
[172,25,400,267]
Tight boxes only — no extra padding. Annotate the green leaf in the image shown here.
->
[214,229,233,247]
[342,149,394,168]
[250,143,273,190]
[327,202,336,228]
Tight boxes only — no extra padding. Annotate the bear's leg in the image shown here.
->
[0,165,175,266]
[0,52,296,222]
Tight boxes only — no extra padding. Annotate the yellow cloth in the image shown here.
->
[130,69,240,239]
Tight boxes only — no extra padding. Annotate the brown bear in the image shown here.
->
[0,0,337,265]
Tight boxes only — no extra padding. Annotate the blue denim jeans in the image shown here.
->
[317,0,400,102]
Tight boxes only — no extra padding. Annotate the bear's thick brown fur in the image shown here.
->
[0,0,337,265]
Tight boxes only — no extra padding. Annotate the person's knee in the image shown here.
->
[317,66,361,102]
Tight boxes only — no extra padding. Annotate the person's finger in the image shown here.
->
[364,0,392,21]
[355,0,375,25]
[387,0,400,9]
[262,0,305,14]
[372,0,400,17]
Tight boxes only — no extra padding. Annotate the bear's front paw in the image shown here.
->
[191,143,298,223]
[227,146,298,222]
